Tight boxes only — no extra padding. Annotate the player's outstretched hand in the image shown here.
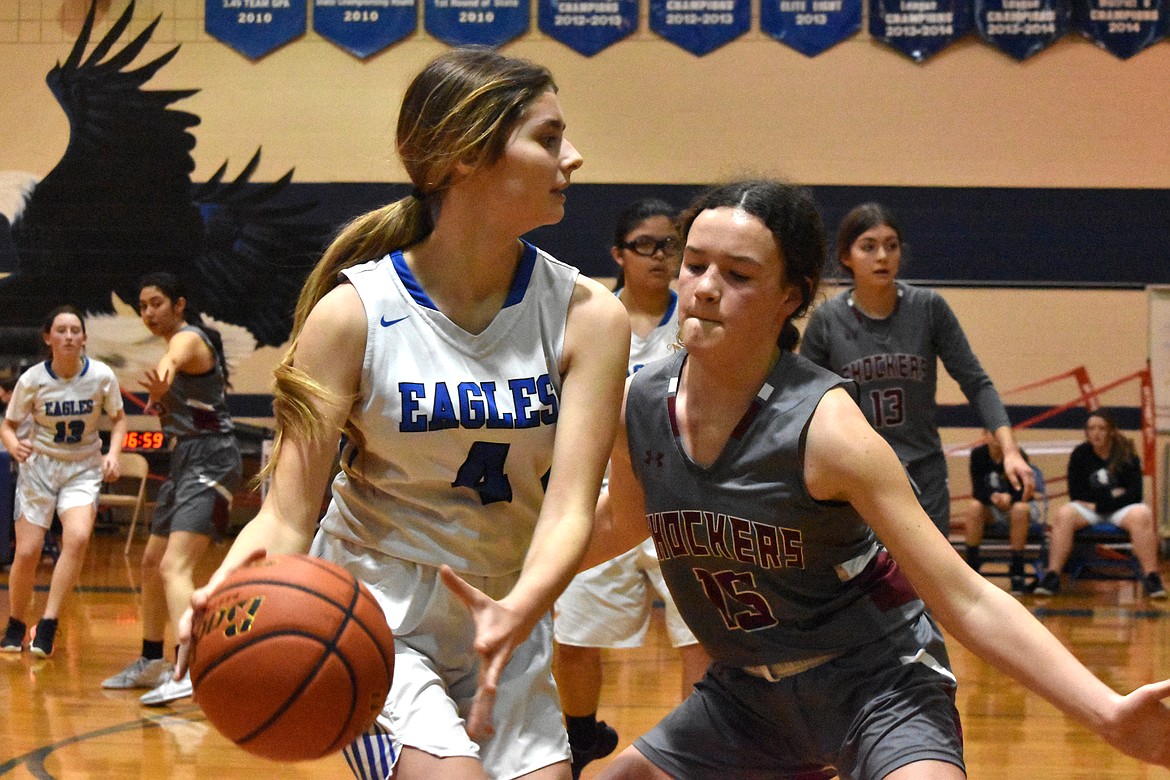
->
[439,564,529,742]
[137,368,171,405]
[174,548,269,680]
[1098,678,1170,766]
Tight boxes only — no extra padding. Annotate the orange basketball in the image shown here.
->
[190,554,395,762]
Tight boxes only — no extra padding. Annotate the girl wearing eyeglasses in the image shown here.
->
[554,199,709,777]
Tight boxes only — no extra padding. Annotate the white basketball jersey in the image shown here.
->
[317,242,577,577]
[623,289,678,375]
[5,357,124,462]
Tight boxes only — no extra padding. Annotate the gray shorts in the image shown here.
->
[150,434,241,541]
[635,613,964,780]
[904,452,951,537]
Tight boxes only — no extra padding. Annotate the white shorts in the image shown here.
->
[15,451,102,529]
[1067,502,1142,526]
[310,532,570,780]
[554,537,698,649]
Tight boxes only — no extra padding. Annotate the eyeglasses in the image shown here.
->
[617,236,679,257]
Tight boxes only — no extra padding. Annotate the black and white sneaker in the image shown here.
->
[30,619,57,659]
[1,618,25,653]
[1032,571,1061,596]
[570,720,619,780]
[1143,572,1168,600]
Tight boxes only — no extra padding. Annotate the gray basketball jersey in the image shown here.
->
[626,350,924,667]
[158,325,233,438]
[800,282,1009,465]
[318,242,576,577]
[6,357,123,462]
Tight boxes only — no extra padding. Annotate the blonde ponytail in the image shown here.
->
[260,46,557,482]
[259,195,429,482]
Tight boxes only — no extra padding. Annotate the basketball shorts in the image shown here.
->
[312,532,571,780]
[554,537,698,648]
[983,501,1042,531]
[634,612,964,780]
[904,452,951,537]
[1067,502,1143,527]
[150,434,241,541]
[15,451,102,529]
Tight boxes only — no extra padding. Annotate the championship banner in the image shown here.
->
[205,0,307,59]
[974,0,1069,59]
[538,0,638,56]
[1074,0,1169,59]
[649,0,751,56]
[759,0,861,56]
[424,0,531,46]
[868,0,972,61]
[314,0,417,58]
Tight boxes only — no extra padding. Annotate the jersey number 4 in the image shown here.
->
[693,567,778,632]
[53,420,85,444]
[452,441,513,505]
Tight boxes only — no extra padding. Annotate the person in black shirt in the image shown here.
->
[959,430,1045,594]
[1035,409,1166,598]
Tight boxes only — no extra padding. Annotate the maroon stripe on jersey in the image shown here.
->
[731,399,763,440]
[855,549,920,611]
[667,394,679,436]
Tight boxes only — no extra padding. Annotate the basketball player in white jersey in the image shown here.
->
[175,48,629,780]
[585,180,1170,779]
[553,198,708,779]
[2,306,126,658]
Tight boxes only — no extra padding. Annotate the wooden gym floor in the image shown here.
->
[2,531,1169,779]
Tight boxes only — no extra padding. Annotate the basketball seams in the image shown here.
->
[191,554,394,762]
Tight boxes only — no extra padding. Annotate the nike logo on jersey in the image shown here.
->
[380,315,409,328]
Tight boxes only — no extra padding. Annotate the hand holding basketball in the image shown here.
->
[190,554,395,762]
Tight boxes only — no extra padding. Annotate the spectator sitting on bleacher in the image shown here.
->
[960,429,1045,595]
[1035,409,1166,599]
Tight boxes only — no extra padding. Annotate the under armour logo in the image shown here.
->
[644,450,663,467]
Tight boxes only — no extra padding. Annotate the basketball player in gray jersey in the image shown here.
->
[586,181,1170,779]
[800,203,1033,537]
[103,272,241,706]
[176,49,629,780]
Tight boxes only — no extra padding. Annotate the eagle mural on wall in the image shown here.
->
[0,0,321,352]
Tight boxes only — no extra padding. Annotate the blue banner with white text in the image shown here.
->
[975,0,1069,59]
[649,0,750,55]
[1074,0,1169,58]
[538,0,638,55]
[314,0,417,58]
[205,0,307,59]
[759,0,861,56]
[425,0,531,46]
[869,0,973,61]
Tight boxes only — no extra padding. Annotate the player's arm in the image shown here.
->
[0,416,32,463]
[102,408,128,481]
[579,378,649,571]
[177,285,365,667]
[440,274,629,738]
[138,329,208,405]
[0,380,33,462]
[805,387,1170,766]
[218,284,363,568]
[990,424,1034,500]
